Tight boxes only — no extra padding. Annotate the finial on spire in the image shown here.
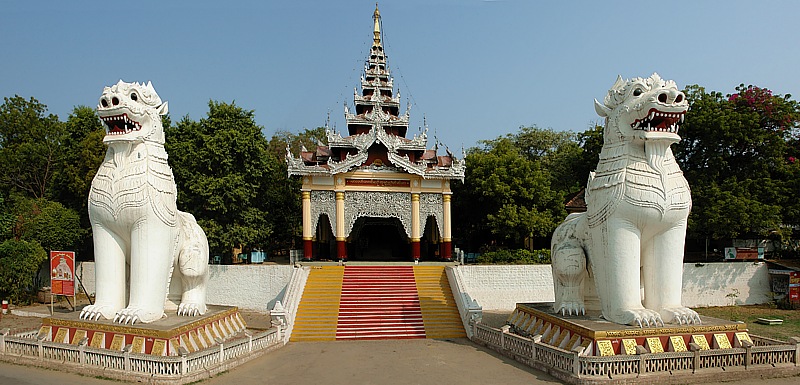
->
[373,3,382,46]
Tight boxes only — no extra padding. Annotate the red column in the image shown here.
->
[440,241,452,261]
[337,239,347,261]
[411,240,421,261]
[303,239,313,261]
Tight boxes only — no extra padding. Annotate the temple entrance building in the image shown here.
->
[286,6,465,262]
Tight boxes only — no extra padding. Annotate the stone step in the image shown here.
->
[292,265,466,341]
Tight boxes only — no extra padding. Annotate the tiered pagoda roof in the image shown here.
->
[286,5,465,181]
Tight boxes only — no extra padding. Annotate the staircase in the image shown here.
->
[337,266,424,339]
[290,265,465,341]
[414,266,467,339]
[290,266,344,341]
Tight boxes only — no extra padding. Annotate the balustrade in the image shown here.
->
[0,326,283,381]
[469,319,800,380]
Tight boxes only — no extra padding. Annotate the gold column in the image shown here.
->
[335,192,345,240]
[441,193,452,260]
[302,190,313,260]
[335,191,347,260]
[442,193,452,242]
[411,193,420,241]
[302,191,312,240]
[411,193,421,261]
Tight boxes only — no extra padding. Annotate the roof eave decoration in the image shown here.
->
[328,152,369,174]
[423,158,466,181]
[286,155,331,177]
[285,4,466,182]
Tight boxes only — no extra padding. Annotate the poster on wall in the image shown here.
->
[789,272,800,304]
[50,251,75,296]
[724,247,765,261]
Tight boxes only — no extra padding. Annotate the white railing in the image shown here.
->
[0,326,283,383]
[271,265,309,343]
[470,320,800,380]
[446,266,482,338]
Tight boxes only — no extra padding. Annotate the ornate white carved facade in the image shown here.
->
[310,190,335,237]
[344,191,412,238]
[286,6,463,261]
[419,193,444,237]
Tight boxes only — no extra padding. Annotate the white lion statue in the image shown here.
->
[81,80,209,324]
[551,73,701,327]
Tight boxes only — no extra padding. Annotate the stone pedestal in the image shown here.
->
[508,303,750,356]
[39,305,246,356]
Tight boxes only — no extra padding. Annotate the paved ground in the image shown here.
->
[198,339,800,385]
[0,362,117,385]
[203,338,562,385]
[3,338,800,385]
[3,307,800,384]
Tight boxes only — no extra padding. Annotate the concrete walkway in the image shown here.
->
[202,338,562,385]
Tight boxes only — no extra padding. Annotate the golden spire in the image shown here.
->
[373,3,382,46]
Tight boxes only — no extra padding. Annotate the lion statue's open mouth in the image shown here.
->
[101,113,143,135]
[631,108,685,134]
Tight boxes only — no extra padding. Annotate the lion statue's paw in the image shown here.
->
[80,304,117,321]
[177,302,207,317]
[555,301,585,317]
[659,307,702,325]
[113,307,165,325]
[613,308,664,328]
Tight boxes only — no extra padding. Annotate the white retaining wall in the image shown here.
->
[72,261,771,314]
[681,262,772,307]
[206,264,293,311]
[455,265,555,311]
[451,262,772,312]
[74,262,293,312]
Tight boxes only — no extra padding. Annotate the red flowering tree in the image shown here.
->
[675,84,800,256]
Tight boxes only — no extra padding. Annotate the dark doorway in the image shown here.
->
[349,217,409,261]
[314,214,335,260]
[420,215,441,261]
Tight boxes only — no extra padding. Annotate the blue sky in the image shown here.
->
[2,0,798,150]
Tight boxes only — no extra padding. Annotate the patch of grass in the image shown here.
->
[694,304,800,342]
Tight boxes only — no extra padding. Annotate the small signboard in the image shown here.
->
[725,247,765,261]
[789,272,800,304]
[50,251,75,296]
[50,251,76,314]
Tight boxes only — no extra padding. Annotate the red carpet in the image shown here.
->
[336,266,426,340]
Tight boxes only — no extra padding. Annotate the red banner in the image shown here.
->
[345,178,410,188]
[50,251,75,296]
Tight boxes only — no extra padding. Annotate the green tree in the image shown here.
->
[0,194,13,240]
[0,96,66,199]
[454,136,564,251]
[0,238,47,304]
[263,126,329,252]
[11,197,85,252]
[675,84,800,245]
[52,106,105,215]
[513,126,584,194]
[266,126,327,160]
[165,101,279,259]
[575,124,604,185]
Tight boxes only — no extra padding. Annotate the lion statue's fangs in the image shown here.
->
[550,73,701,328]
[80,80,209,325]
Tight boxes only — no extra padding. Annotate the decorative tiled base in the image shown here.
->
[508,303,750,356]
[38,306,247,356]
